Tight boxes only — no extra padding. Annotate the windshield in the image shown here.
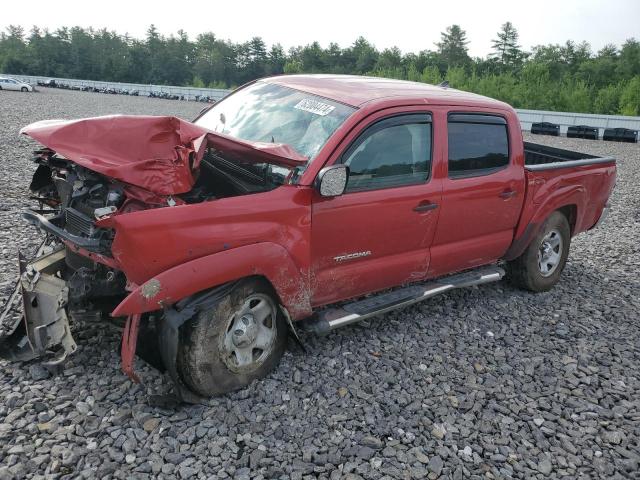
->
[195,82,355,161]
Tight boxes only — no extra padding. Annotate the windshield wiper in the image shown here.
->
[205,152,266,185]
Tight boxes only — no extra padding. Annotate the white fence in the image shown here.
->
[2,73,228,101]
[3,73,640,138]
[515,109,640,137]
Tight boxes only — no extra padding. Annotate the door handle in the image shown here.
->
[413,201,438,212]
[499,189,516,199]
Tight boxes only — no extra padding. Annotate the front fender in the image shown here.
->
[111,242,311,320]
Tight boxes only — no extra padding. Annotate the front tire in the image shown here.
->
[506,211,571,292]
[177,278,288,397]
[21,87,28,92]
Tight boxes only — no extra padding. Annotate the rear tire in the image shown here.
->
[177,278,288,397]
[506,211,570,292]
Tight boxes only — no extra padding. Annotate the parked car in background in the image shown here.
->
[0,77,34,92]
[0,75,616,401]
[0,77,33,92]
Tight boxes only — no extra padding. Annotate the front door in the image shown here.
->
[310,112,442,306]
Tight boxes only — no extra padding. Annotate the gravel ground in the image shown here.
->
[0,88,639,480]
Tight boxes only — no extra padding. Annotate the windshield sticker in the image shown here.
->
[294,98,336,116]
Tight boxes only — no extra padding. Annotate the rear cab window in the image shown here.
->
[447,114,509,178]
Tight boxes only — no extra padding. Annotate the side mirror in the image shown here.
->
[316,165,349,197]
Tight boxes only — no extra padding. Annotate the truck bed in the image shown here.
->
[524,142,615,171]
[515,142,616,252]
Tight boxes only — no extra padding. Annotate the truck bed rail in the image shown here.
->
[524,142,616,171]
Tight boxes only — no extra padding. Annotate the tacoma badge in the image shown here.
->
[333,251,372,262]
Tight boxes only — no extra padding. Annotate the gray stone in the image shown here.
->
[432,424,446,440]
[356,446,375,460]
[111,408,131,425]
[428,455,444,476]
[538,458,552,475]
[76,401,90,415]
[250,449,265,468]
[602,430,624,445]
[361,435,384,449]
[29,364,50,381]
[165,452,185,465]
[415,450,430,464]
[179,465,198,479]
[143,417,160,432]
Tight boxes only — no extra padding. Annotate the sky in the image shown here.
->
[3,0,639,57]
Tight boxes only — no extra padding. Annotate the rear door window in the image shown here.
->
[447,114,509,178]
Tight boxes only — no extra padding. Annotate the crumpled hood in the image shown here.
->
[20,115,307,196]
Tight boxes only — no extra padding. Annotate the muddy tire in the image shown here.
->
[177,278,288,397]
[506,211,571,292]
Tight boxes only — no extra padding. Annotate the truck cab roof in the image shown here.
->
[265,74,512,110]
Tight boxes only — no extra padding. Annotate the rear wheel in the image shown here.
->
[177,278,288,397]
[506,211,571,292]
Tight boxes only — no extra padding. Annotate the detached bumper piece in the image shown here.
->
[0,247,77,364]
[121,314,141,383]
[23,211,102,251]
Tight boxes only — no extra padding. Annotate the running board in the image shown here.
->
[302,266,505,335]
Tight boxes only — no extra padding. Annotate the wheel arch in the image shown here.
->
[111,242,312,320]
[504,203,578,261]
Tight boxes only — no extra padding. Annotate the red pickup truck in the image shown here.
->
[0,75,616,400]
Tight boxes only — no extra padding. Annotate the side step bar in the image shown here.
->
[302,266,505,335]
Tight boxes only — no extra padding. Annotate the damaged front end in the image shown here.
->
[1,114,306,400]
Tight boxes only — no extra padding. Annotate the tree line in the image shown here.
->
[1,24,639,115]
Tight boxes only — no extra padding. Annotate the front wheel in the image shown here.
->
[177,278,288,397]
[506,211,571,292]
[21,87,28,92]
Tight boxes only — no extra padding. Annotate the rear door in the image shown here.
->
[310,110,442,306]
[429,112,525,276]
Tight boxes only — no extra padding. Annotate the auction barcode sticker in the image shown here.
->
[294,98,336,116]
